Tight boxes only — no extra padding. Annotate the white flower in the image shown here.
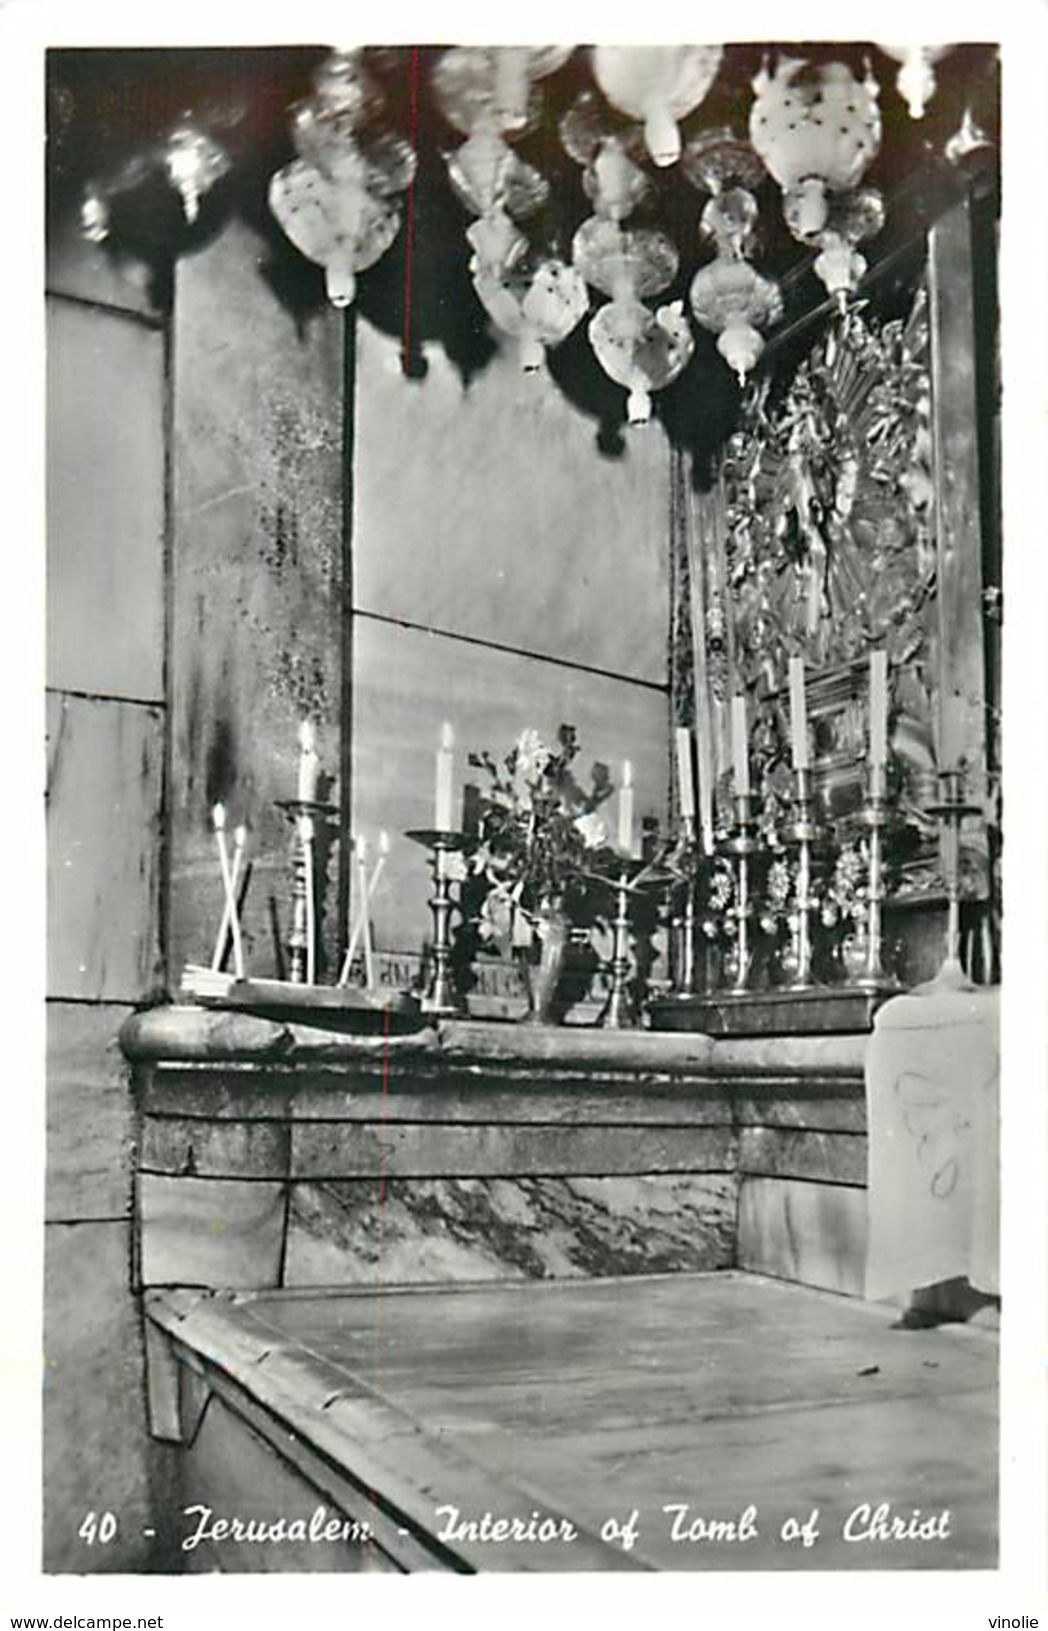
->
[573,811,608,850]
[515,728,551,782]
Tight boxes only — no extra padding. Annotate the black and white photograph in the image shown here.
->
[4,1,1047,1624]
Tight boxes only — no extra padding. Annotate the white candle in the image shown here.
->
[297,720,320,804]
[869,650,889,768]
[731,695,750,797]
[675,728,696,824]
[788,657,809,771]
[618,760,635,855]
[300,813,316,985]
[435,721,455,831]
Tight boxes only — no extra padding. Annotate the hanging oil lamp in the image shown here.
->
[268,50,416,308]
[591,45,723,168]
[683,129,782,383]
[749,57,881,239]
[877,44,954,119]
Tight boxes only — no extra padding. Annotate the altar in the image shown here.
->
[124,1005,998,1573]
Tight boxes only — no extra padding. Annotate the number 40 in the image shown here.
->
[78,1511,118,1545]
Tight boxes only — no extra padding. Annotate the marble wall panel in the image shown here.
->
[353,319,670,685]
[46,297,166,702]
[738,1126,868,1186]
[46,1003,134,1221]
[46,692,165,1001]
[168,217,345,980]
[138,1174,286,1289]
[736,1176,868,1297]
[290,1121,735,1181]
[44,1222,154,1571]
[283,1173,737,1287]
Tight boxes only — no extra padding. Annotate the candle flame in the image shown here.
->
[379,830,391,855]
[440,721,454,750]
[212,802,226,830]
[356,834,368,859]
[299,720,316,752]
[622,760,633,788]
[233,824,247,845]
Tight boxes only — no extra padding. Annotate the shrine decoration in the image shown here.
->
[81,121,232,244]
[876,45,954,119]
[268,49,417,309]
[749,57,883,306]
[591,46,723,168]
[684,128,783,383]
[565,92,693,424]
[434,46,590,368]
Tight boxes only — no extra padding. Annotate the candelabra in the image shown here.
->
[598,861,644,1029]
[719,792,760,993]
[275,796,337,984]
[924,768,981,991]
[781,767,823,990]
[406,829,467,1015]
[845,761,901,993]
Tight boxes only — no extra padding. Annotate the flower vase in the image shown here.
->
[840,929,870,983]
[520,899,569,1025]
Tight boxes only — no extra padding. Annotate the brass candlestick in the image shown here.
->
[405,829,466,1015]
[782,767,823,991]
[847,761,901,993]
[924,769,981,991]
[276,797,337,985]
[720,792,760,993]
[599,862,643,1029]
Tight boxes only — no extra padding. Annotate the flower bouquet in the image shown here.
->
[464,725,614,1021]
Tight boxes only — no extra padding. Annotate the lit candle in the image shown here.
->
[869,650,888,768]
[297,720,320,805]
[731,694,750,797]
[435,722,455,831]
[788,657,809,771]
[618,760,635,856]
[675,728,696,825]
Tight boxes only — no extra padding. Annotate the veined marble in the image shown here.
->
[283,1174,736,1287]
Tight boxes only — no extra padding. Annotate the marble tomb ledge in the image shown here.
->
[120,1004,868,1081]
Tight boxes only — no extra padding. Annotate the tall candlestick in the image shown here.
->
[868,650,888,768]
[731,694,750,797]
[435,721,455,831]
[788,657,809,771]
[675,728,696,825]
[297,720,320,804]
[618,760,635,855]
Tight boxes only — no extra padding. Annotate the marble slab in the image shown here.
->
[353,319,670,686]
[47,296,166,701]
[282,1174,737,1287]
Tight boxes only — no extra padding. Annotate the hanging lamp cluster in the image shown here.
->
[76,42,988,419]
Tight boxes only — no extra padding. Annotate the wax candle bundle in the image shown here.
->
[210,803,246,978]
[339,831,391,988]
